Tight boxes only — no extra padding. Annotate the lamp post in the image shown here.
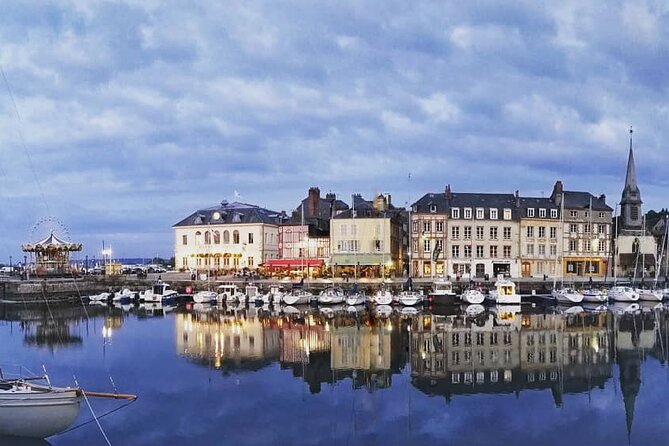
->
[9,256,12,271]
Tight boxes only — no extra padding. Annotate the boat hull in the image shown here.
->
[374,291,393,306]
[461,291,485,305]
[428,292,457,305]
[282,294,311,306]
[637,289,663,302]
[0,389,81,438]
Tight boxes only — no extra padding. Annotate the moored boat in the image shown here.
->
[193,290,217,303]
[282,289,313,306]
[461,288,485,304]
[345,292,368,306]
[487,278,521,304]
[636,288,663,302]
[429,279,457,305]
[398,290,423,306]
[374,287,394,305]
[216,284,244,303]
[581,289,607,303]
[140,283,178,303]
[608,286,639,302]
[318,287,345,305]
[551,288,584,304]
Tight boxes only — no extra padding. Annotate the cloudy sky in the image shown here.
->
[1,0,668,260]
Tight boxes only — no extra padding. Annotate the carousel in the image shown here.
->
[22,232,83,277]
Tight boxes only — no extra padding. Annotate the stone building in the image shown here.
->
[518,197,561,278]
[173,201,286,273]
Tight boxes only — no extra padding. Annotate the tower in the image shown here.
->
[620,127,643,233]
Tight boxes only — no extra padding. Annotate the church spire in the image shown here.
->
[620,126,643,232]
[623,126,639,196]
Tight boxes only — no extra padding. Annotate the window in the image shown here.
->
[490,209,498,220]
[538,227,546,238]
[464,245,472,258]
[465,333,472,346]
[490,227,498,240]
[569,240,577,251]
[464,226,472,240]
[436,239,443,251]
[503,246,511,258]
[351,224,357,235]
[451,373,460,384]
[248,233,254,244]
[436,221,444,232]
[599,212,606,218]
[599,224,607,234]
[527,244,534,255]
[213,231,220,244]
[538,245,546,256]
[464,208,472,219]
[233,230,240,244]
[527,226,534,237]
[182,235,188,245]
[491,370,499,382]
[504,332,512,345]
[550,245,557,256]
[550,227,557,239]
[423,239,430,253]
[452,208,460,219]
[539,208,546,218]
[429,204,437,213]
[503,227,511,240]
[451,226,460,239]
[452,245,460,258]
[195,231,202,245]
[490,246,498,257]
[584,240,591,252]
[341,224,347,236]
[412,239,418,252]
[182,257,187,267]
[412,222,418,233]
[374,240,383,252]
[527,208,535,217]
[223,230,230,244]
[476,245,484,258]
[477,333,485,345]
[569,223,577,233]
[423,221,431,233]
[248,257,254,267]
[452,333,460,346]
[503,209,512,220]
[204,231,211,244]
[476,208,484,219]
[551,209,558,218]
[570,210,578,218]
[476,226,484,240]
[490,332,498,345]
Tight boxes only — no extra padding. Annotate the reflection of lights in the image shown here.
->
[325,322,330,332]
[407,325,411,332]
[591,336,599,353]
[102,326,113,339]
[308,315,315,327]
[386,322,393,332]
[421,351,426,360]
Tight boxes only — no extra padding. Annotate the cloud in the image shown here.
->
[0,0,668,257]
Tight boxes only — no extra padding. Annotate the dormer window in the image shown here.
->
[452,208,460,219]
[527,208,535,217]
[490,209,498,220]
[429,204,437,213]
[551,209,558,218]
[503,209,512,220]
[570,210,577,218]
[476,208,484,219]
[412,205,418,213]
[464,208,472,219]
[539,208,546,218]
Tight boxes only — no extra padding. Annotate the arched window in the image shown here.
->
[195,231,202,245]
[204,231,211,245]
[213,230,220,244]
[223,230,230,244]
[233,230,240,244]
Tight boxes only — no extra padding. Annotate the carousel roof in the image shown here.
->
[22,232,83,252]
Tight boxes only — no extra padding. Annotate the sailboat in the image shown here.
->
[551,191,583,304]
[374,280,394,305]
[632,215,662,302]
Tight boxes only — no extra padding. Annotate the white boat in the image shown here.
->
[581,289,607,303]
[193,290,217,303]
[140,283,178,303]
[374,288,393,306]
[245,285,259,302]
[0,380,81,438]
[608,286,640,302]
[318,287,345,305]
[216,284,244,303]
[636,288,663,302]
[463,304,485,316]
[430,279,457,305]
[345,292,368,306]
[398,290,423,306]
[461,288,485,304]
[282,289,313,306]
[551,288,584,304]
[261,286,285,305]
[112,289,136,302]
[488,278,521,304]
[88,292,110,302]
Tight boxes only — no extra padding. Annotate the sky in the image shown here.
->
[1,0,669,260]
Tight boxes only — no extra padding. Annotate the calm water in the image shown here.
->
[1,301,668,446]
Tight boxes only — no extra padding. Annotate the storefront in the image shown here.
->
[563,257,607,277]
[263,259,325,278]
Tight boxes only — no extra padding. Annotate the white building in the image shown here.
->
[173,201,286,273]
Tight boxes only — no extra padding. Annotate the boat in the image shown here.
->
[608,286,640,302]
[88,292,110,302]
[282,289,313,306]
[487,278,521,304]
[140,282,178,303]
[581,289,607,303]
[193,290,217,303]
[374,287,394,306]
[245,284,259,303]
[261,286,285,305]
[636,288,664,302]
[551,288,584,304]
[216,284,244,303]
[0,380,81,438]
[112,289,136,303]
[429,279,457,305]
[345,284,367,306]
[461,288,485,304]
[398,290,423,306]
[318,287,345,305]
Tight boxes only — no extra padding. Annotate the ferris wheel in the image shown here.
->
[29,216,71,243]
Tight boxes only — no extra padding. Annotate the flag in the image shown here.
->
[432,242,441,262]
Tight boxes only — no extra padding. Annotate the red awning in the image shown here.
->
[264,259,324,268]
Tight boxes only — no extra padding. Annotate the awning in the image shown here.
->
[330,253,392,266]
[264,259,324,268]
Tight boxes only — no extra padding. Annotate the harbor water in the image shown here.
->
[1,301,668,445]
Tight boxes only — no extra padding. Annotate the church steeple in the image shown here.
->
[620,126,643,232]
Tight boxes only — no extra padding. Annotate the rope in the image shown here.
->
[75,376,112,446]
[57,398,137,435]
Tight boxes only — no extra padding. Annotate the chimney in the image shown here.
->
[515,190,520,208]
[552,181,564,207]
[308,187,320,218]
[444,184,452,202]
[599,194,606,204]
[385,193,392,207]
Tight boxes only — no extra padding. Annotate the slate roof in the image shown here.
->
[173,201,286,227]
[412,192,520,219]
[563,191,612,211]
[334,194,405,220]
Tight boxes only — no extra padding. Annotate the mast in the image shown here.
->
[614,204,619,286]
[353,194,357,283]
[587,196,593,285]
[408,173,412,279]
